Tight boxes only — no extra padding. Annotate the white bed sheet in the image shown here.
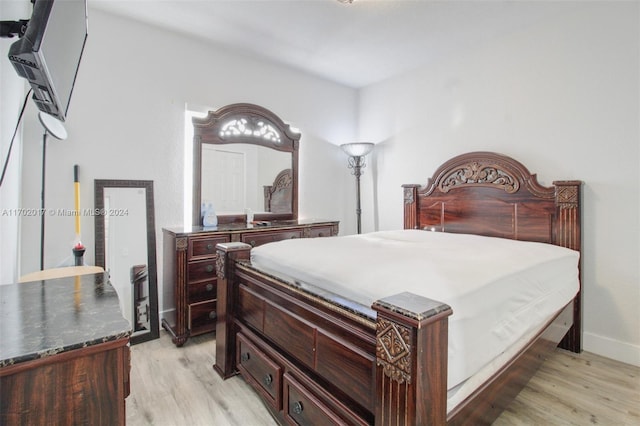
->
[251,229,579,391]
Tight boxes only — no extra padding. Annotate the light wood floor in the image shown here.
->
[127,331,639,425]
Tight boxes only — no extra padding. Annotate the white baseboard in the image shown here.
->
[583,331,640,367]
[160,307,175,325]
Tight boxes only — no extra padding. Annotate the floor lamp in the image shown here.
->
[38,112,67,270]
[340,142,374,234]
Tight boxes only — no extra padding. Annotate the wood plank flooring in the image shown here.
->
[127,331,639,425]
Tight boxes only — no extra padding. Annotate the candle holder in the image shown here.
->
[72,243,85,266]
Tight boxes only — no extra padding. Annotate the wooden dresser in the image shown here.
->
[162,219,339,346]
[0,273,131,425]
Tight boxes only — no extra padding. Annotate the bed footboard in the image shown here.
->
[373,293,453,425]
[215,242,453,425]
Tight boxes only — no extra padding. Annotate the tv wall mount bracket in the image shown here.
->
[0,19,29,38]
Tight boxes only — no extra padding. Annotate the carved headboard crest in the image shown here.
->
[439,161,519,193]
[422,151,553,199]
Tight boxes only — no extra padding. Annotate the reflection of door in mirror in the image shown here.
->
[103,187,148,334]
[201,143,291,214]
[201,146,245,213]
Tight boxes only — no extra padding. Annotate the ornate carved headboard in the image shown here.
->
[403,151,581,250]
[263,168,292,213]
[403,151,582,351]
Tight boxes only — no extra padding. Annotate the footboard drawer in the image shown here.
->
[237,333,283,411]
[284,373,368,426]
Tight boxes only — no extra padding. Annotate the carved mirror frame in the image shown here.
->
[192,103,300,226]
[94,179,159,345]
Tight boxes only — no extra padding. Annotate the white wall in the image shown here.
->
[358,2,639,366]
[0,0,29,285]
[16,8,357,317]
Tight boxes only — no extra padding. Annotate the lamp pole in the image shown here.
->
[349,155,365,234]
[340,143,374,234]
[37,112,68,270]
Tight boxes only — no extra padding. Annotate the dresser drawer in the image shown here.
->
[188,300,216,331]
[188,280,216,304]
[237,333,282,411]
[241,230,302,247]
[188,259,217,283]
[307,225,334,238]
[189,235,230,259]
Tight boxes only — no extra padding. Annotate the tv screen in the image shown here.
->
[7,0,88,122]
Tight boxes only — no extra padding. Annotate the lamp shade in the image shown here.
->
[340,142,374,157]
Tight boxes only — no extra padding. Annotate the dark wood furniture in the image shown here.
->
[162,220,339,347]
[192,103,300,225]
[0,273,131,425]
[264,168,292,213]
[214,152,582,425]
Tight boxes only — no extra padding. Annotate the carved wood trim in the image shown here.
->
[556,184,579,209]
[421,152,555,199]
[176,237,188,251]
[376,318,413,384]
[216,251,226,281]
[403,187,415,204]
[402,185,419,230]
[439,161,519,193]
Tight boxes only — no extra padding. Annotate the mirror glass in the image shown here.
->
[192,103,300,226]
[201,143,291,214]
[94,180,159,345]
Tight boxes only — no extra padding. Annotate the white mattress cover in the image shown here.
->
[251,230,579,391]
[445,310,552,412]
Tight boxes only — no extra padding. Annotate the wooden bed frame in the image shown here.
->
[214,152,582,425]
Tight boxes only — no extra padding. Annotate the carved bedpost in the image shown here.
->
[214,242,251,379]
[372,292,452,426]
[553,180,582,353]
[402,185,420,229]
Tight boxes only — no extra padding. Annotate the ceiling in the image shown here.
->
[91,0,580,88]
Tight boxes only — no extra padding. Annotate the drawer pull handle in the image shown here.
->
[206,243,214,251]
[293,401,303,415]
[318,232,324,237]
[290,235,296,239]
[241,352,250,362]
[206,283,214,292]
[250,240,256,247]
[205,264,214,273]
[263,374,273,387]
[208,311,217,320]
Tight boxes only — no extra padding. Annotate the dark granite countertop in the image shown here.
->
[163,218,338,235]
[0,273,131,368]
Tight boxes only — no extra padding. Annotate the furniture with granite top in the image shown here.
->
[162,219,339,347]
[164,103,339,347]
[214,152,582,425]
[0,273,131,425]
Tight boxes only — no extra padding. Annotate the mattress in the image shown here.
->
[250,229,580,392]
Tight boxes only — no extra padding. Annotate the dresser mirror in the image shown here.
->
[192,103,300,226]
[94,179,159,345]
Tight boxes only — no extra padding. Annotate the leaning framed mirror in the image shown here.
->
[192,103,301,226]
[94,179,159,345]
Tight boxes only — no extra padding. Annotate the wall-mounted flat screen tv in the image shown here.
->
[7,0,88,122]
